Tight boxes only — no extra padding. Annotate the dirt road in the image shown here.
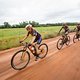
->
[0,33,80,80]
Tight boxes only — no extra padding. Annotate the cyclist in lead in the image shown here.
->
[20,24,42,60]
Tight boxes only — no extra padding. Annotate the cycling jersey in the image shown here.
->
[27,29,42,44]
[77,25,80,31]
[62,25,69,32]
[61,25,69,38]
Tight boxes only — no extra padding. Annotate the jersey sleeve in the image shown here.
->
[33,30,37,36]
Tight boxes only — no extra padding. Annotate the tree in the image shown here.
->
[29,21,40,27]
[4,22,11,28]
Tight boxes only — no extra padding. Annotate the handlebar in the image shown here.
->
[19,41,32,47]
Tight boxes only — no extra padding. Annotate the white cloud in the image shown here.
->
[0,0,80,24]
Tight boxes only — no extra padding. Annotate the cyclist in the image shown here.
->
[74,23,80,38]
[20,24,42,60]
[58,23,70,39]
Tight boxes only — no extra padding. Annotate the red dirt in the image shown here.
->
[0,33,80,80]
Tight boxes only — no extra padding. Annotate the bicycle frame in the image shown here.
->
[22,42,37,57]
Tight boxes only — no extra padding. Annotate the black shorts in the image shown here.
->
[33,37,42,44]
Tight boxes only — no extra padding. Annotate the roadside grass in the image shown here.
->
[0,26,75,50]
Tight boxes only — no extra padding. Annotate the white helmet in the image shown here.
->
[25,24,32,29]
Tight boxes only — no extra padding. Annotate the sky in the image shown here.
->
[0,0,80,24]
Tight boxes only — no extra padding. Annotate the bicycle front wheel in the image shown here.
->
[11,50,30,70]
[38,43,48,59]
[73,34,79,43]
[57,38,64,50]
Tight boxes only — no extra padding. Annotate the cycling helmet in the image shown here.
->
[25,24,32,30]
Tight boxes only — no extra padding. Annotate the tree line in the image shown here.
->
[0,21,40,28]
[0,21,78,29]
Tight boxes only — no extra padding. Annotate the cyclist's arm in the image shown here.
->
[73,28,76,31]
[22,35,28,41]
[21,32,29,42]
[58,27,63,34]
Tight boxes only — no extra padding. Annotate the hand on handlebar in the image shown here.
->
[19,40,23,43]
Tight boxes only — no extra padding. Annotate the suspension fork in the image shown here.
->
[21,47,27,60]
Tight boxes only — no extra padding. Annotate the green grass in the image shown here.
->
[0,26,75,50]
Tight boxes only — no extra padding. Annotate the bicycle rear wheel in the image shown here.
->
[38,43,48,59]
[11,50,30,70]
[57,38,64,50]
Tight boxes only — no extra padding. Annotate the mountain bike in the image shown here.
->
[73,33,80,43]
[57,33,70,50]
[11,42,48,70]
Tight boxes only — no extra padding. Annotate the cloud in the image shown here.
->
[0,0,80,24]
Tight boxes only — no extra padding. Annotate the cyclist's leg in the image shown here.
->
[31,37,39,56]
[62,32,65,38]
[62,31,68,43]
[34,37,42,61]
[62,32,66,42]
[37,37,42,44]
[65,31,68,39]
[76,30,79,38]
[35,37,42,53]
